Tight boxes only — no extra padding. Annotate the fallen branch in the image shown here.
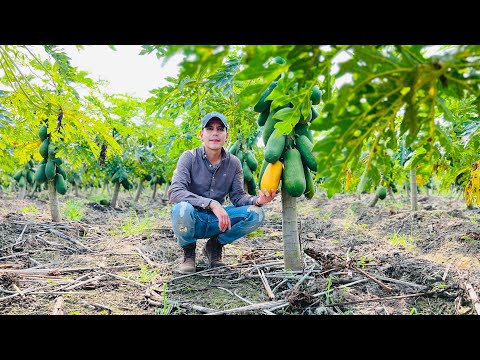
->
[464,282,480,315]
[322,290,437,307]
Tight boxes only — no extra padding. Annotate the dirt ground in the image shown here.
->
[0,186,479,316]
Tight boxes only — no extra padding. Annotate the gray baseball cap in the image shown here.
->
[201,112,228,130]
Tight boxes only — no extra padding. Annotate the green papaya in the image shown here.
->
[56,165,67,180]
[246,176,257,196]
[55,173,67,195]
[236,149,244,163]
[310,85,322,105]
[13,171,23,181]
[295,135,317,172]
[311,107,319,121]
[242,161,253,182]
[376,186,387,200]
[39,139,50,158]
[228,140,239,156]
[45,160,56,180]
[35,164,47,184]
[144,174,152,181]
[38,126,48,141]
[99,199,110,206]
[254,81,277,113]
[264,129,286,164]
[53,158,63,166]
[48,146,56,159]
[257,108,270,127]
[262,111,281,146]
[257,159,269,189]
[303,166,315,199]
[26,170,34,185]
[283,149,306,197]
[245,151,258,172]
[294,123,314,143]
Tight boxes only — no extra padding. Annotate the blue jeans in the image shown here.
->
[170,201,265,248]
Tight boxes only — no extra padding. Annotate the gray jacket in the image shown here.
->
[168,146,258,209]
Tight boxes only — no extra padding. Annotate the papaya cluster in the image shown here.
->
[35,126,67,195]
[255,82,321,199]
[13,159,35,188]
[228,137,258,195]
[111,167,133,190]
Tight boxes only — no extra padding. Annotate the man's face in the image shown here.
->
[200,118,228,151]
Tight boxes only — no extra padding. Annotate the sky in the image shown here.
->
[62,45,182,100]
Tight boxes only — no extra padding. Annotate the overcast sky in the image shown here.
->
[62,45,182,99]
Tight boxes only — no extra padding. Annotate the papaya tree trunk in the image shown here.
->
[28,180,37,198]
[388,186,395,202]
[162,181,170,201]
[152,183,157,200]
[134,179,143,202]
[403,179,410,198]
[48,179,61,222]
[410,167,418,211]
[75,183,79,197]
[368,194,379,207]
[281,186,303,271]
[17,185,26,200]
[110,182,121,208]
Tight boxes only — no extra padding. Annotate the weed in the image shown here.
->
[246,228,264,238]
[62,199,85,221]
[70,310,81,315]
[21,204,40,213]
[409,307,418,315]
[155,283,173,315]
[315,211,332,220]
[138,264,159,284]
[356,256,374,268]
[388,231,417,251]
[109,210,157,236]
[325,275,334,305]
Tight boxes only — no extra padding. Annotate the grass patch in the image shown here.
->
[62,199,86,221]
[109,210,158,236]
[21,204,41,213]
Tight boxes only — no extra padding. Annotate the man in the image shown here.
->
[168,111,278,274]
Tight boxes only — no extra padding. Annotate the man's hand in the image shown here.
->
[256,189,279,206]
[209,200,231,232]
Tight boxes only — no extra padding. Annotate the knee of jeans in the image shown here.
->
[171,202,195,223]
[248,205,265,224]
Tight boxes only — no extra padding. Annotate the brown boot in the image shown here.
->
[178,243,196,274]
[202,235,225,268]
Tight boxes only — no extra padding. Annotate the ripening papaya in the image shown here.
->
[260,160,283,193]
